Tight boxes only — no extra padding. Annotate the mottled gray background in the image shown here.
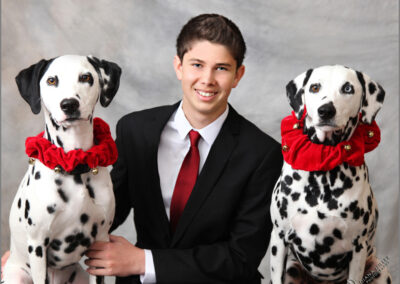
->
[1,1,398,283]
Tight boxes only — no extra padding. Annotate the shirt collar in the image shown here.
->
[173,102,229,146]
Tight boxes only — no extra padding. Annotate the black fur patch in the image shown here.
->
[333,229,343,239]
[291,192,300,201]
[377,85,385,103]
[50,239,62,251]
[35,171,41,180]
[47,205,55,214]
[80,213,89,224]
[50,114,60,130]
[74,174,83,184]
[25,200,30,219]
[310,224,320,235]
[292,172,301,181]
[271,246,277,256]
[368,82,376,94]
[91,223,98,238]
[58,189,68,202]
[86,184,95,198]
[35,246,43,257]
[56,136,64,148]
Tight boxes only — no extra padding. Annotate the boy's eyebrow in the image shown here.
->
[188,58,233,67]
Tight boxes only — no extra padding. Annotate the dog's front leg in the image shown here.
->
[347,241,367,284]
[88,234,110,284]
[270,227,288,284]
[27,238,48,284]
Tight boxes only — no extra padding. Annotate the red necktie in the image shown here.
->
[170,130,201,232]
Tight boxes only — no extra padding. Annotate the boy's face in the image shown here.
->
[174,40,245,127]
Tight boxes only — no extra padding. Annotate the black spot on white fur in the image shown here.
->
[86,183,95,199]
[80,213,89,224]
[35,246,43,257]
[57,189,68,202]
[56,136,63,148]
[73,174,83,184]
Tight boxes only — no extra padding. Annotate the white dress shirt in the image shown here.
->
[140,102,229,283]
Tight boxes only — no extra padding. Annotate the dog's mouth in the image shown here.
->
[65,117,81,122]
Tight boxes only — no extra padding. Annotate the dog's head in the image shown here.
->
[286,65,385,144]
[15,55,121,126]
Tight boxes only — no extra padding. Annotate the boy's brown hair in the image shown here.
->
[176,14,247,68]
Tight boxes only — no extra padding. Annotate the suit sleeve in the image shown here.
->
[152,143,283,283]
[109,118,132,232]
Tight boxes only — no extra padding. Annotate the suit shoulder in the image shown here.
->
[236,114,281,150]
[117,104,176,127]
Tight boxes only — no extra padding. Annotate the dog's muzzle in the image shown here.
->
[318,102,336,120]
[60,98,80,118]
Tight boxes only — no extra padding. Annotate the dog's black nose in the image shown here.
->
[318,102,336,120]
[60,98,80,115]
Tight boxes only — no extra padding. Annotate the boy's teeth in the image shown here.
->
[198,91,215,97]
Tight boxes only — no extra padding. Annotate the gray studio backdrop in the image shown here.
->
[1,1,398,283]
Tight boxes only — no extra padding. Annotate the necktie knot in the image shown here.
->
[189,130,201,148]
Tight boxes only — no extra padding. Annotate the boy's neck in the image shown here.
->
[182,103,227,129]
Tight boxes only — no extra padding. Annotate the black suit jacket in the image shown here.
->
[110,102,283,283]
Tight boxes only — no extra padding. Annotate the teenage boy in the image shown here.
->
[85,14,283,283]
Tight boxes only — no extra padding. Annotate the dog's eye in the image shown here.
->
[310,84,321,93]
[79,74,93,83]
[47,76,58,86]
[342,82,354,94]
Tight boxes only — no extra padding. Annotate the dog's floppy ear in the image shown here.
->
[356,71,385,124]
[87,56,122,107]
[15,58,53,114]
[286,68,313,120]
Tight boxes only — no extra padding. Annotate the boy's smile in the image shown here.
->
[174,40,245,129]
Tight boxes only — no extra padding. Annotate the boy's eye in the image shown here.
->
[217,66,227,71]
[192,63,202,68]
[310,83,321,93]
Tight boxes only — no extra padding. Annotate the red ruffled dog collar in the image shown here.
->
[25,117,118,173]
[281,111,380,171]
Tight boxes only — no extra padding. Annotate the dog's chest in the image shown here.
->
[10,161,115,267]
[271,162,378,278]
[272,162,374,219]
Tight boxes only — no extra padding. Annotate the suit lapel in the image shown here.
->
[143,102,180,241]
[171,106,241,246]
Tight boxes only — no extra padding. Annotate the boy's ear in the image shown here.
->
[173,55,183,80]
[233,65,245,88]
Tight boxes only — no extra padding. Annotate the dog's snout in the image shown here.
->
[60,98,80,115]
[318,102,336,120]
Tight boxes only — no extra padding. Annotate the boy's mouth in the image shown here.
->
[196,89,218,97]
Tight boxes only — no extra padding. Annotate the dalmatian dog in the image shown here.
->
[3,55,121,284]
[270,65,391,284]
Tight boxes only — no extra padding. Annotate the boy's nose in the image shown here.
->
[201,69,216,85]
